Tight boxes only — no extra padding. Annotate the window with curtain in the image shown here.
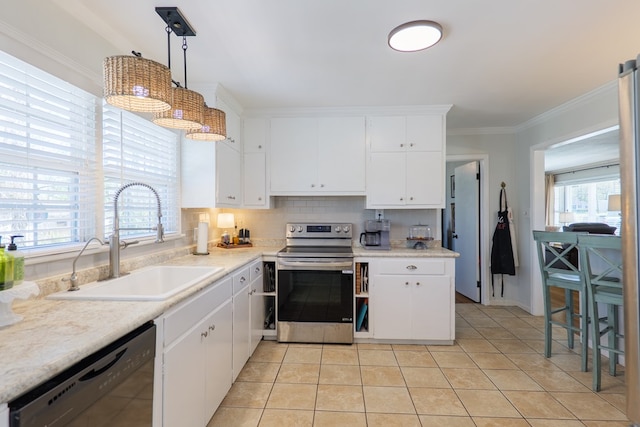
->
[553,165,621,234]
[102,103,179,239]
[0,50,98,248]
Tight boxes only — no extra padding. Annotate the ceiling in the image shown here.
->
[544,128,620,173]
[52,0,640,132]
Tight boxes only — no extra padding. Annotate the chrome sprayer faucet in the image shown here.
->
[109,182,164,279]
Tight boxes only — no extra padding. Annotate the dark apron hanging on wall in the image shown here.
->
[490,186,516,297]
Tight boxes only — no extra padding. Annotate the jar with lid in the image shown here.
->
[409,225,432,240]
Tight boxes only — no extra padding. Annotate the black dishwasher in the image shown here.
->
[9,322,156,427]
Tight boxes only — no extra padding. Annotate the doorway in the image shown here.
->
[444,155,489,304]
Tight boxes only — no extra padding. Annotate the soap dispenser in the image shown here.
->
[0,236,14,291]
[8,235,24,285]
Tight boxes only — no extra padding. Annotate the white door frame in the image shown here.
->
[529,121,619,315]
[446,154,490,305]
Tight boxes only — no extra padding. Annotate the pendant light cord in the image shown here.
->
[182,36,189,89]
[165,25,172,70]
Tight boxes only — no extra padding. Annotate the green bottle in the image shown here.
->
[0,236,14,291]
[8,235,24,285]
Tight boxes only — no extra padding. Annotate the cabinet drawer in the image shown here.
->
[377,259,446,275]
[233,267,251,295]
[164,277,232,346]
[249,260,263,282]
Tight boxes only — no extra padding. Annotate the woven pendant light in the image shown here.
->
[103,55,172,112]
[152,87,204,130]
[185,106,226,141]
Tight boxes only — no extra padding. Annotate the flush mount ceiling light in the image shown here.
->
[185,105,227,141]
[388,20,443,52]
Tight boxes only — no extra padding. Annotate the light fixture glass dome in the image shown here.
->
[388,20,443,52]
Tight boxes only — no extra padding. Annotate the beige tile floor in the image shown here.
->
[208,304,630,427]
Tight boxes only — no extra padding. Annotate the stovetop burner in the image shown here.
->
[278,222,353,259]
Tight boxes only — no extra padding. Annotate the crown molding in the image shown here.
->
[243,104,452,118]
[0,17,100,88]
[515,80,617,133]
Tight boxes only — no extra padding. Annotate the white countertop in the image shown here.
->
[0,244,455,403]
[353,245,459,257]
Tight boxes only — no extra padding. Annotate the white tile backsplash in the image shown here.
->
[184,196,440,243]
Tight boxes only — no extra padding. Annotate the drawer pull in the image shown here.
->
[240,276,246,282]
[201,331,208,338]
[405,281,410,286]
[209,325,216,331]
[406,265,417,270]
[416,282,421,286]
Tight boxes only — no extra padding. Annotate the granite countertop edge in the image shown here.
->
[0,245,455,403]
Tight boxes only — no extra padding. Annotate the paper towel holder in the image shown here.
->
[194,212,210,255]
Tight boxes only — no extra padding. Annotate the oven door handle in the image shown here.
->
[277,259,353,271]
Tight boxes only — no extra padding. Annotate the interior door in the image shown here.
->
[453,161,481,302]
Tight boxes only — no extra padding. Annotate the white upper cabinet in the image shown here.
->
[366,114,446,209]
[242,118,270,208]
[216,97,242,150]
[270,116,365,195]
[181,139,242,208]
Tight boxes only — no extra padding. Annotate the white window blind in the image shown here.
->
[102,103,178,240]
[0,50,97,248]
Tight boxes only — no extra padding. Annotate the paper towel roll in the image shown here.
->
[196,222,209,254]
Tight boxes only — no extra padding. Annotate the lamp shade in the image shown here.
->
[559,211,575,224]
[185,107,227,141]
[152,87,205,130]
[103,55,172,113]
[608,194,621,211]
[217,213,235,229]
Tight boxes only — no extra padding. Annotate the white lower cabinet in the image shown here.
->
[370,258,455,342]
[161,277,233,427]
[248,260,265,353]
[232,267,251,381]
[0,403,7,427]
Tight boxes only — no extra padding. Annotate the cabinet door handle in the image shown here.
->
[201,331,208,338]
[258,144,262,149]
[311,184,315,188]
[400,143,404,148]
[405,281,410,286]
[320,184,325,188]
[209,324,216,331]
[406,265,417,270]
[416,282,421,286]
[409,143,414,147]
[409,197,414,201]
[255,267,261,274]
[400,197,404,201]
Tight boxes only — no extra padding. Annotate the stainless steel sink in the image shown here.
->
[48,265,224,301]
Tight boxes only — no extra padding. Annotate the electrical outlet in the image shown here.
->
[375,209,384,220]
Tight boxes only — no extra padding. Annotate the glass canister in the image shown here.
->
[409,224,431,240]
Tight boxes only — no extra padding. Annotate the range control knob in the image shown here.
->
[342,225,351,233]
[289,225,296,233]
[297,225,303,232]
[334,226,342,233]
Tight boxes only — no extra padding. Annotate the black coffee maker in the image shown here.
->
[359,219,390,250]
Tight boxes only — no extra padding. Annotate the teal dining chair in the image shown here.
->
[533,231,589,372]
[578,234,623,391]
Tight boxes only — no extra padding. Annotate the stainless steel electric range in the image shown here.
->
[276,223,354,344]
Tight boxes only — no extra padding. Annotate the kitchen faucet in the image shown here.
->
[109,182,164,279]
[65,237,108,291]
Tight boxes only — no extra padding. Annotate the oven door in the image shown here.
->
[276,257,354,344]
